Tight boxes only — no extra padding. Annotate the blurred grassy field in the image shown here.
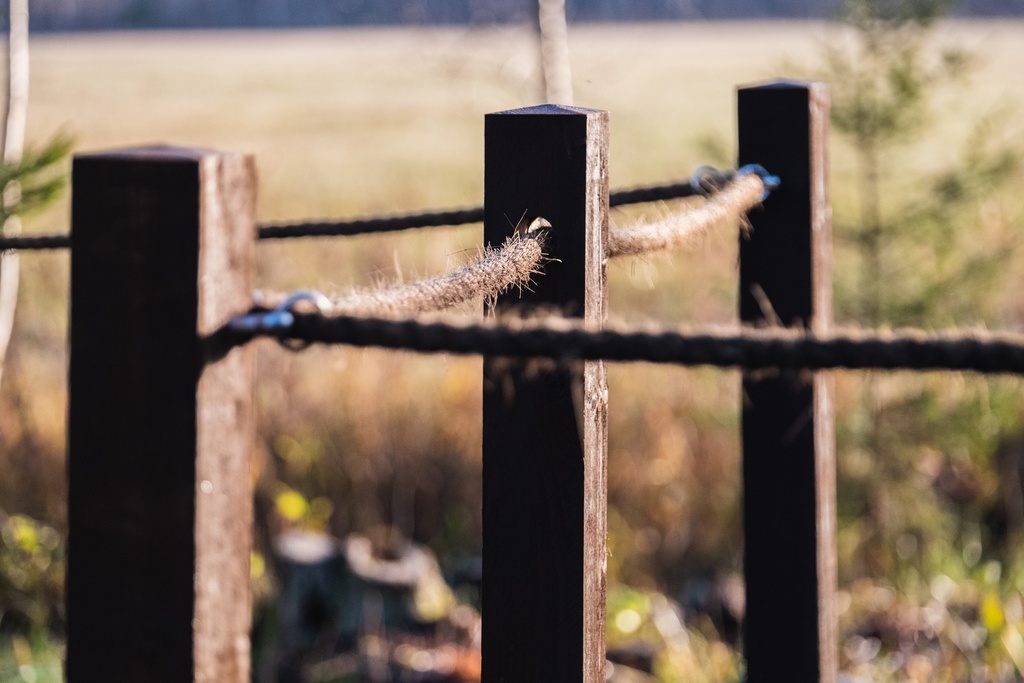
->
[4,19,1024,638]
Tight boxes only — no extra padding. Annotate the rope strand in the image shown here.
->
[256,176,730,241]
[607,173,764,258]
[0,172,737,251]
[256,226,546,318]
[0,233,69,251]
[257,206,485,241]
[246,172,771,327]
[215,312,1024,376]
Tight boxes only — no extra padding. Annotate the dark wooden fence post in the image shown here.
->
[482,105,609,683]
[68,147,256,683]
[738,81,836,683]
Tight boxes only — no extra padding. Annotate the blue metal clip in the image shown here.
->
[690,165,722,194]
[228,289,331,337]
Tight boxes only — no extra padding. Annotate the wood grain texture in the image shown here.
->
[482,105,608,683]
[194,153,257,683]
[808,83,838,683]
[737,81,836,683]
[68,147,255,683]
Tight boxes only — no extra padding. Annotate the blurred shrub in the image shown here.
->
[606,584,743,683]
[822,0,1024,590]
[0,632,63,683]
[0,512,64,636]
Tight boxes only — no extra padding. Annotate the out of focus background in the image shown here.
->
[2,0,1024,681]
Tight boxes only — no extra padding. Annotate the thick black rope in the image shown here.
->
[609,173,732,206]
[0,173,734,251]
[258,173,733,240]
[211,313,1024,376]
[257,206,485,240]
[0,233,71,250]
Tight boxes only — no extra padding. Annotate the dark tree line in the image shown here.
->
[22,0,1023,31]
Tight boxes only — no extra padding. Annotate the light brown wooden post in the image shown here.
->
[738,81,836,683]
[68,147,256,683]
[483,105,609,683]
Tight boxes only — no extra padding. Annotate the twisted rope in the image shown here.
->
[253,225,546,319]
[257,206,485,241]
[0,172,739,251]
[0,233,69,251]
[255,176,732,241]
[217,313,1024,376]
[247,170,774,322]
[252,171,762,320]
[611,172,733,206]
[608,173,764,258]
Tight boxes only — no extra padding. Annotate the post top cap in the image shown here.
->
[75,144,241,162]
[490,104,606,116]
[738,78,826,92]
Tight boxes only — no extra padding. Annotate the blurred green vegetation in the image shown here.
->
[0,13,1021,683]
[606,584,744,683]
[819,0,1024,679]
[0,136,72,230]
[0,513,63,637]
[0,633,62,683]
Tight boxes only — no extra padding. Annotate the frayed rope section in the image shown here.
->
[250,174,762,320]
[607,173,764,258]
[252,225,547,319]
[214,314,1024,376]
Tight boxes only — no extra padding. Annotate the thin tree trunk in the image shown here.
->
[0,0,28,393]
[535,0,573,105]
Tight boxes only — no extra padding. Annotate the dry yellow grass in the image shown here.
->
[19,20,1024,301]
[4,21,1024,579]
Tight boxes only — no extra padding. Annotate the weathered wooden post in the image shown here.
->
[738,81,836,683]
[482,105,609,683]
[68,147,256,682]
